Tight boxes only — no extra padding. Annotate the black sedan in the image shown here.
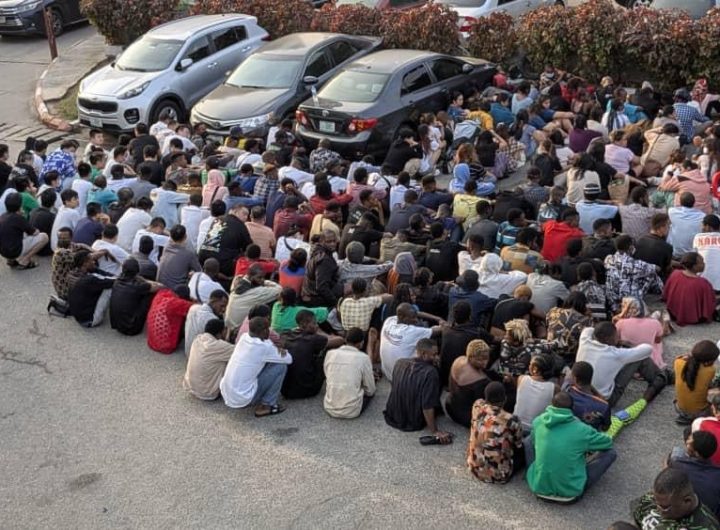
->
[294,49,496,160]
[190,32,382,139]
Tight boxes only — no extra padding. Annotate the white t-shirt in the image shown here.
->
[274,236,311,263]
[379,316,433,381]
[196,216,216,250]
[389,184,409,211]
[219,333,293,408]
[694,231,720,290]
[328,175,348,194]
[161,134,195,156]
[131,229,170,265]
[0,188,17,216]
[116,208,152,251]
[234,152,262,170]
[181,205,210,252]
[36,184,62,210]
[91,239,129,276]
[576,327,653,399]
[188,272,225,304]
[278,166,314,187]
[51,205,81,250]
[71,179,93,214]
[106,177,137,193]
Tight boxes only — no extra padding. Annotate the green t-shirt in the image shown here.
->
[20,192,38,219]
[270,304,328,333]
[632,493,720,530]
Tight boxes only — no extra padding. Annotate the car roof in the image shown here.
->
[148,14,255,40]
[344,49,442,73]
[258,32,358,56]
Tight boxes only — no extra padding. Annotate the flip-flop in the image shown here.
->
[254,404,286,418]
[16,262,37,270]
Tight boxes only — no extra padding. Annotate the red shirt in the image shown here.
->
[711,171,720,200]
[541,220,585,262]
[234,256,278,277]
[693,416,720,465]
[662,270,716,326]
[273,209,313,238]
[146,289,194,354]
[310,192,352,214]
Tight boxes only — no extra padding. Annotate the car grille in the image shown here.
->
[78,98,118,113]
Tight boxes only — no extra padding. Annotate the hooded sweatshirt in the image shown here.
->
[526,405,613,499]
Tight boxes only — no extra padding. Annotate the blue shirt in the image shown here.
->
[495,221,522,251]
[418,190,452,211]
[575,201,619,234]
[490,103,514,127]
[448,286,495,327]
[73,217,103,246]
[87,187,118,213]
[673,102,709,139]
[565,383,611,431]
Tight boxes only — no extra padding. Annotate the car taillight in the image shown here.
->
[261,35,271,41]
[347,118,378,133]
[459,16,476,33]
[295,110,309,127]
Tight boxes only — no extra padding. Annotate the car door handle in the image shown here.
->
[207,62,218,69]
[241,46,251,52]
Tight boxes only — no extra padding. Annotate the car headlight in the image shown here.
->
[118,81,150,100]
[230,113,273,129]
[17,0,43,13]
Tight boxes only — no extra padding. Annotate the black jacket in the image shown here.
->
[301,245,340,307]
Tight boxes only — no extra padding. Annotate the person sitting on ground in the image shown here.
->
[477,253,527,300]
[491,284,546,339]
[542,208,586,263]
[323,327,376,419]
[445,339,501,428]
[157,224,201,291]
[526,392,616,503]
[67,249,115,327]
[29,188,56,256]
[234,243,278,278]
[72,202,105,247]
[574,262,608,320]
[631,468,720,529]
[498,319,562,381]
[666,430,720,519]
[576,322,668,407]
[187,257,225,304]
[146,285,195,354]
[546,292,593,362]
[619,186,665,242]
[271,287,328,334]
[500,227,545,275]
[109,258,162,336]
[0,192,49,269]
[581,218,617,262]
[383,338,452,443]
[526,262,570,315]
[448,270,496,329]
[564,361,611,432]
[692,391,720,466]
[613,295,665,369]
[184,289,229,356]
[281,310,344,400]
[380,229,425,263]
[278,247,307,295]
[225,263,282,334]
[675,341,720,424]
[338,240,393,286]
[131,235,158,281]
[220,316,293,417]
[379,303,442,381]
[633,213,675,280]
[466,381,524,484]
[91,224,128,277]
[50,189,81,251]
[424,222,464,282]
[302,229,341,307]
[668,191,706,259]
[457,233,485,276]
[576,184,619,236]
[514,354,560,432]
[604,235,663,313]
[663,252,718,326]
[183,318,234,401]
[693,214,720,291]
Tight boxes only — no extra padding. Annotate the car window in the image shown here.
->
[401,65,432,95]
[498,0,519,4]
[430,59,464,81]
[183,36,212,63]
[318,70,390,103]
[304,50,332,78]
[389,0,418,6]
[329,40,358,65]
[211,26,247,52]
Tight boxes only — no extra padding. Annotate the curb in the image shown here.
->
[34,58,73,132]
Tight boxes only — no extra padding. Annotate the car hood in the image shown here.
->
[0,0,29,7]
[80,64,158,97]
[193,85,289,120]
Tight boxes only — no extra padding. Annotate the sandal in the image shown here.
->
[16,261,37,270]
[6,259,18,268]
[254,404,286,418]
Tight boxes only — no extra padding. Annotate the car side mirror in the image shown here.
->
[303,75,319,85]
[462,63,473,74]
[178,58,193,71]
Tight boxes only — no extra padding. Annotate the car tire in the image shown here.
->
[554,0,565,5]
[151,99,184,124]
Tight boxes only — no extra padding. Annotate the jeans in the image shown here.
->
[524,435,617,496]
[609,358,667,407]
[251,362,287,407]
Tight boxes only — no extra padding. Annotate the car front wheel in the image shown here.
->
[627,0,653,7]
[151,99,184,124]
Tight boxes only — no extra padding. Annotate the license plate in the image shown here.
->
[0,17,6,24]
[318,120,335,133]
[89,117,103,128]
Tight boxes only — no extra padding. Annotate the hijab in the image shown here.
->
[202,169,227,207]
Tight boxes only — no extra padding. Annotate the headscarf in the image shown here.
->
[477,253,502,284]
[393,252,417,277]
[504,319,532,345]
[202,169,226,207]
[612,296,646,323]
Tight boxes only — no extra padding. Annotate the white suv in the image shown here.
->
[77,14,268,132]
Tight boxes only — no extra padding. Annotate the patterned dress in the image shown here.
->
[467,400,524,484]
[604,252,663,313]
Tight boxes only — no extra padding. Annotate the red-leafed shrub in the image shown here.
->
[310,3,383,36]
[379,4,460,55]
[81,0,180,45]
[465,12,517,65]
[190,0,315,39]
[569,0,625,81]
[516,5,572,72]
[687,7,719,84]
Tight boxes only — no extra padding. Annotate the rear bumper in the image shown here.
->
[295,125,384,159]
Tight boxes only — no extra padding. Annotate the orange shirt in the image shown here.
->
[674,355,716,414]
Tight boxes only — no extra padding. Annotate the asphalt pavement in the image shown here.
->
[1,18,719,530]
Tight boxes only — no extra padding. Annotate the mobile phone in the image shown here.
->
[615,410,630,422]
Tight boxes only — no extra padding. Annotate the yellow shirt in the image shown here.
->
[453,194,483,223]
[467,110,494,131]
[674,356,715,414]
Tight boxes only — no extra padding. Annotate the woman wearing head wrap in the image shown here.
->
[202,169,229,208]
[613,296,665,369]
[387,251,417,294]
[445,340,501,427]
[477,253,527,299]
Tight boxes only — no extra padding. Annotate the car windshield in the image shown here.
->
[335,0,380,6]
[434,0,488,6]
[226,56,303,89]
[318,70,389,103]
[115,38,184,72]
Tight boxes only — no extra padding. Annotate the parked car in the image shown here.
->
[616,0,716,19]
[77,14,268,132]
[334,0,427,10]
[0,0,85,36]
[436,0,565,36]
[295,49,496,159]
[190,33,382,139]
